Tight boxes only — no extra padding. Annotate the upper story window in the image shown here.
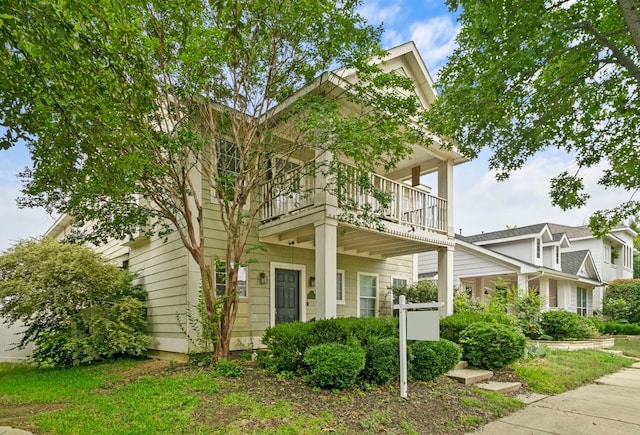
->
[555,246,560,265]
[604,244,611,264]
[536,238,541,259]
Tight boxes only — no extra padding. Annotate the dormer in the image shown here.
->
[543,232,571,271]
[465,223,554,265]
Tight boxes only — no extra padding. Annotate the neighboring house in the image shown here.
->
[547,223,637,310]
[419,223,608,316]
[0,320,33,362]
[44,42,467,357]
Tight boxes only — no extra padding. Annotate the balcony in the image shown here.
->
[261,163,446,233]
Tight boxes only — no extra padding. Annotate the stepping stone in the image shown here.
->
[453,360,468,370]
[515,392,548,404]
[602,350,624,355]
[447,368,493,385]
[476,381,522,394]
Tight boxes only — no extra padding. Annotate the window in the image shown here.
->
[555,246,560,265]
[604,245,611,264]
[392,277,408,290]
[215,262,248,298]
[336,270,345,304]
[536,238,541,259]
[358,273,378,317]
[576,287,587,316]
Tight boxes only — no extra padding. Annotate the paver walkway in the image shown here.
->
[470,362,640,434]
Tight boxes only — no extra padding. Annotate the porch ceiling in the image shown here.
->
[261,222,452,259]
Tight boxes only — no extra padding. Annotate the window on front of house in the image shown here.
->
[215,261,248,298]
[358,273,378,317]
[336,270,345,304]
[555,246,560,265]
[576,287,587,316]
[536,238,541,259]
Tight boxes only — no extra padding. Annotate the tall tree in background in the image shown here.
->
[0,0,424,360]
[629,217,640,278]
[428,0,640,236]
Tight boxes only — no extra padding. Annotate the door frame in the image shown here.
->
[270,262,307,327]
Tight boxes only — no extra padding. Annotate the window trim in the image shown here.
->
[576,287,587,316]
[336,269,346,305]
[357,272,379,318]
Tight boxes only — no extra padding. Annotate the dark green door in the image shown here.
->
[275,268,300,324]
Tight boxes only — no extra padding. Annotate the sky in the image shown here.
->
[0,0,634,251]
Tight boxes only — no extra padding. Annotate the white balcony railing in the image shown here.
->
[260,162,447,234]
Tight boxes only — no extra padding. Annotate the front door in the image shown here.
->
[275,268,300,323]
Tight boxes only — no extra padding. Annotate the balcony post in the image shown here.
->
[314,149,338,209]
[437,161,454,236]
[315,219,338,319]
[437,246,454,317]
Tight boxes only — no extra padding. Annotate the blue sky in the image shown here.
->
[0,0,633,251]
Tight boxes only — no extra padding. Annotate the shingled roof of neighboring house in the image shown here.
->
[462,223,549,243]
[561,250,591,276]
[547,223,594,239]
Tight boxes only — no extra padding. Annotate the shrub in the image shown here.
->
[390,279,438,304]
[459,323,526,370]
[410,339,461,381]
[304,343,365,389]
[440,311,516,343]
[362,337,401,385]
[593,320,640,336]
[261,321,314,373]
[513,289,547,339]
[0,238,151,367]
[603,279,640,323]
[540,310,596,341]
[261,317,397,374]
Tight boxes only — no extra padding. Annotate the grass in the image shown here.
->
[2,338,639,434]
[513,346,634,394]
[612,336,640,358]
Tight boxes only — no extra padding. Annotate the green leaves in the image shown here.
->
[429,0,640,232]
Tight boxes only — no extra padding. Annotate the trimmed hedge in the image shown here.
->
[440,311,516,343]
[261,317,398,374]
[304,343,366,389]
[459,322,526,370]
[410,339,461,381]
[362,337,401,385]
[593,320,640,336]
[540,310,596,341]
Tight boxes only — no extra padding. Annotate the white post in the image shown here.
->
[398,295,408,399]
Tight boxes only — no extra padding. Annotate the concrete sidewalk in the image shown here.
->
[471,362,640,434]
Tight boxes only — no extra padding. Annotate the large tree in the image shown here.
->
[428,0,640,236]
[0,1,424,360]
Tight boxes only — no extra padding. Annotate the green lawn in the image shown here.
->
[612,336,640,358]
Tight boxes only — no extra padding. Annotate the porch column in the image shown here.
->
[437,161,454,236]
[538,276,550,311]
[517,274,528,297]
[315,219,338,319]
[438,246,454,317]
[314,148,338,209]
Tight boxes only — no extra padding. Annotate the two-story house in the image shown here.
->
[418,223,605,315]
[38,42,467,358]
[419,222,637,316]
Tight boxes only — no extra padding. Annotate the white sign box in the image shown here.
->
[406,310,440,341]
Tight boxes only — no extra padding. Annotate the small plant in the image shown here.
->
[362,337,401,385]
[303,343,365,389]
[410,339,461,381]
[540,310,596,341]
[389,279,438,304]
[524,342,547,359]
[213,359,243,378]
[459,323,526,370]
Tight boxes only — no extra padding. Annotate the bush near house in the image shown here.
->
[540,310,596,341]
[410,339,462,381]
[439,311,516,343]
[0,238,151,367]
[603,279,640,324]
[304,343,366,389]
[459,323,526,370]
[261,317,398,375]
[592,320,640,336]
[362,337,402,386]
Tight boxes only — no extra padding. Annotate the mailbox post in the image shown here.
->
[394,295,443,399]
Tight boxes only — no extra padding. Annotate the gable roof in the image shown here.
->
[463,223,552,244]
[561,250,601,281]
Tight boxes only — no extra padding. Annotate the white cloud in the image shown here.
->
[358,0,402,27]
[453,151,634,236]
[409,16,460,75]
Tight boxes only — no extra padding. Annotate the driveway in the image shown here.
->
[471,363,640,434]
